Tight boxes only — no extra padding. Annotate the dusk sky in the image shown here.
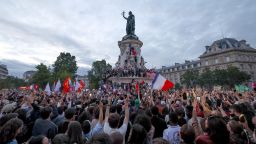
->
[0,0,256,77]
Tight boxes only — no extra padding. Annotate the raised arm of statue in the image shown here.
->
[122,11,127,20]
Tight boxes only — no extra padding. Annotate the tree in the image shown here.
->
[0,76,27,89]
[52,52,78,80]
[197,66,250,89]
[225,66,250,87]
[181,69,199,88]
[198,68,214,90]
[31,63,51,88]
[212,69,228,86]
[88,60,112,89]
[174,83,182,90]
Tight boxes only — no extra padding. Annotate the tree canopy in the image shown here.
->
[52,52,78,80]
[181,69,199,88]
[0,76,27,89]
[31,63,51,88]
[88,60,112,89]
[181,66,251,89]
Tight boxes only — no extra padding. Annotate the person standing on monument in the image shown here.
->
[122,11,135,35]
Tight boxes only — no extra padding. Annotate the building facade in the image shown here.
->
[0,64,8,79]
[159,38,256,84]
[23,71,36,82]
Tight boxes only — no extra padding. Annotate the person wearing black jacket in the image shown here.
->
[151,106,167,138]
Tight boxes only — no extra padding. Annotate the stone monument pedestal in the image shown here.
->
[109,35,153,84]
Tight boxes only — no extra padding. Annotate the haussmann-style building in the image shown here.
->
[0,64,8,79]
[159,38,256,84]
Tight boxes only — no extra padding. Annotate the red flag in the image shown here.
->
[34,84,39,91]
[135,82,139,93]
[132,49,136,56]
[78,80,85,92]
[26,86,30,90]
[252,82,256,88]
[63,77,70,93]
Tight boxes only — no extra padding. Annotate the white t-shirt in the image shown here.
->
[103,121,127,144]
[163,125,181,144]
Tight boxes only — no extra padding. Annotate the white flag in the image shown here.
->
[54,79,61,92]
[75,80,80,91]
[29,84,34,90]
[44,82,51,96]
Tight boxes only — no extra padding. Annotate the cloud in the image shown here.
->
[0,0,255,77]
[0,59,36,77]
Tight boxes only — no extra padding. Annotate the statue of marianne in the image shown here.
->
[122,11,135,35]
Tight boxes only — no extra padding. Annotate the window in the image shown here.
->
[205,61,209,66]
[249,64,252,70]
[226,56,230,62]
[240,64,244,69]
[215,59,219,64]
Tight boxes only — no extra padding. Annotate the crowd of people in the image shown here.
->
[106,68,155,79]
[0,86,256,144]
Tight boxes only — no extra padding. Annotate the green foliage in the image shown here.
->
[181,66,251,89]
[0,76,27,89]
[174,83,182,90]
[225,66,251,86]
[88,60,112,89]
[181,69,199,88]
[198,68,214,89]
[52,52,78,79]
[31,63,51,88]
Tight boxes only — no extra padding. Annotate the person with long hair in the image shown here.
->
[227,120,249,144]
[0,118,23,144]
[28,135,50,144]
[67,121,84,144]
[196,116,230,144]
[53,121,85,144]
[127,124,148,144]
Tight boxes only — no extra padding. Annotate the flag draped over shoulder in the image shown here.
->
[152,73,174,91]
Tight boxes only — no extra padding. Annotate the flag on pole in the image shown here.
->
[152,73,174,91]
[63,77,70,93]
[75,80,80,91]
[235,84,249,92]
[135,82,139,93]
[34,84,39,91]
[29,84,34,90]
[52,81,56,90]
[44,82,51,96]
[78,80,85,92]
[252,82,256,89]
[54,79,61,92]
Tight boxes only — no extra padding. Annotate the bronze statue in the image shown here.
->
[122,11,135,35]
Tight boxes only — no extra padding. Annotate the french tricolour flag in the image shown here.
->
[152,73,174,91]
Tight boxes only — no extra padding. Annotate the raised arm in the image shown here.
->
[192,100,203,137]
[123,96,130,124]
[104,96,112,122]
[99,101,104,124]
[122,11,127,20]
